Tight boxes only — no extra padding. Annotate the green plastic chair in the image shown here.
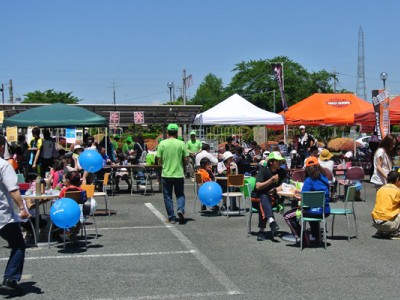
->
[300,191,327,250]
[330,185,357,241]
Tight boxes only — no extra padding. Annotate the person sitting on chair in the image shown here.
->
[197,157,219,212]
[283,156,330,244]
[254,151,287,241]
[114,154,131,192]
[371,170,400,239]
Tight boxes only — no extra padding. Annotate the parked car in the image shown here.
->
[356,136,370,147]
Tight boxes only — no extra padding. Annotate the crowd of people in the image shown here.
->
[1,123,400,295]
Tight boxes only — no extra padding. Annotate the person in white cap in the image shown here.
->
[216,151,239,210]
[297,125,315,166]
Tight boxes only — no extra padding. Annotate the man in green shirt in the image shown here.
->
[157,124,189,224]
[186,131,202,178]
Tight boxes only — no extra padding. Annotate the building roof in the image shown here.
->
[0,103,202,127]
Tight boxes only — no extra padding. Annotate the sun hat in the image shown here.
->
[73,145,84,152]
[319,149,333,161]
[305,156,319,167]
[190,131,196,136]
[299,125,306,129]
[344,151,353,158]
[126,136,133,143]
[268,151,285,161]
[222,151,234,161]
[263,150,270,158]
[167,123,179,131]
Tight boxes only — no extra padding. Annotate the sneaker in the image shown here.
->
[165,219,176,225]
[211,205,220,212]
[374,231,391,239]
[257,231,267,241]
[390,231,400,240]
[0,278,26,295]
[177,211,186,224]
[269,221,280,237]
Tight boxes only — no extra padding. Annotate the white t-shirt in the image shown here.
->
[371,148,392,186]
[0,158,19,229]
[319,159,335,182]
[195,150,218,166]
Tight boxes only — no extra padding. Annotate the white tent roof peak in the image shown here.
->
[193,93,284,125]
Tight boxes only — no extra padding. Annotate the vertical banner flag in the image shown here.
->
[272,63,288,111]
[109,112,120,127]
[372,89,390,140]
[134,111,145,124]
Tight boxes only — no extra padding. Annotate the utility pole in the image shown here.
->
[9,79,13,103]
[112,78,116,105]
[0,84,4,104]
[182,68,187,105]
[356,26,367,101]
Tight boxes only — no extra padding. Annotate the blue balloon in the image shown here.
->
[79,150,103,172]
[198,181,223,207]
[50,198,81,229]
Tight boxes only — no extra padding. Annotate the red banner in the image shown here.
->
[372,89,390,139]
[271,63,288,111]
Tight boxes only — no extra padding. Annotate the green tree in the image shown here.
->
[188,73,225,111]
[225,56,344,112]
[22,89,80,104]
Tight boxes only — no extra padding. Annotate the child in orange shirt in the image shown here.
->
[198,157,218,211]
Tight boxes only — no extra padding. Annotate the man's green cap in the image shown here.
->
[113,134,120,139]
[268,151,285,161]
[126,136,133,142]
[167,123,179,131]
[190,131,196,136]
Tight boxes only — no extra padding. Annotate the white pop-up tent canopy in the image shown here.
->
[193,93,284,125]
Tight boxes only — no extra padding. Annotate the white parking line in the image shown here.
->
[0,250,194,262]
[92,291,238,300]
[86,226,168,231]
[144,202,241,296]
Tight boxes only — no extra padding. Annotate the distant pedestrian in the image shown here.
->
[156,124,189,224]
[297,125,315,166]
[0,136,30,295]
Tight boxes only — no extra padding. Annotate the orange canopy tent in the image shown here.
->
[281,93,372,126]
[354,95,400,125]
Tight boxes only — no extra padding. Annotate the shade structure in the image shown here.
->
[282,93,372,126]
[2,102,107,128]
[354,96,400,125]
[193,93,284,126]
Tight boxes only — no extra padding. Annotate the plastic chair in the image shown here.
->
[94,173,111,216]
[330,186,357,241]
[48,191,88,250]
[247,196,278,236]
[17,174,25,184]
[130,166,154,196]
[80,184,98,238]
[337,167,366,201]
[300,191,327,250]
[222,174,245,217]
[321,167,335,199]
[193,173,203,213]
[291,169,306,182]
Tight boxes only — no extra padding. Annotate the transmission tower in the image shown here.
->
[356,26,367,100]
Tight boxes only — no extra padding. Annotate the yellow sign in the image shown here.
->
[6,127,18,143]
[0,111,4,124]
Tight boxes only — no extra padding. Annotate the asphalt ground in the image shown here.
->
[0,178,399,299]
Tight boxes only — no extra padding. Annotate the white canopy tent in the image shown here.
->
[193,93,284,125]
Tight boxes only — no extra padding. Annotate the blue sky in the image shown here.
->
[1,0,399,105]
